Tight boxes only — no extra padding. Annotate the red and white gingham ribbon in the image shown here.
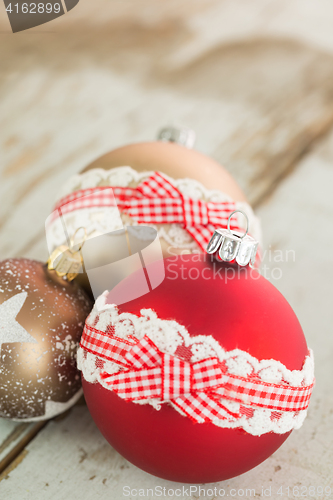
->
[80,323,314,424]
[53,172,245,252]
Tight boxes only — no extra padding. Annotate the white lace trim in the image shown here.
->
[78,292,314,436]
[46,166,262,253]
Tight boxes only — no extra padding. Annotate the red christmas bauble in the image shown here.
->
[81,255,310,483]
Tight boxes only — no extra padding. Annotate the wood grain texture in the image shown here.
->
[0,0,333,496]
[1,2,333,261]
[257,129,333,396]
[0,403,331,497]
[0,422,47,479]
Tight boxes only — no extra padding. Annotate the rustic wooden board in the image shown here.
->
[0,422,47,480]
[2,1,333,261]
[0,395,332,500]
[257,137,333,396]
[1,0,333,496]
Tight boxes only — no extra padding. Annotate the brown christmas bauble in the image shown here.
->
[0,258,93,421]
[47,141,261,296]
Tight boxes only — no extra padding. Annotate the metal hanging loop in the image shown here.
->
[70,227,87,252]
[47,227,87,281]
[227,210,249,239]
[206,210,259,267]
[157,126,196,149]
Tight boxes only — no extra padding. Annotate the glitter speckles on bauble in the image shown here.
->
[0,258,92,421]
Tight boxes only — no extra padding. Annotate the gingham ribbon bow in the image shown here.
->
[81,324,314,424]
[53,172,243,252]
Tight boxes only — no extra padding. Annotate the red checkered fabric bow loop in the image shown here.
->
[53,171,244,252]
[100,335,227,401]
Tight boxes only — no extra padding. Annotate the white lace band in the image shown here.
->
[46,167,262,257]
[78,292,314,437]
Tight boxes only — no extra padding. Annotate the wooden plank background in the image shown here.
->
[0,0,333,498]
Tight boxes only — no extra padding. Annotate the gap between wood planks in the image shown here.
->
[0,421,47,480]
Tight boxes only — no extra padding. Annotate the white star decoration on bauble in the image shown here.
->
[0,292,37,355]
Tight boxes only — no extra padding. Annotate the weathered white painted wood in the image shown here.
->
[0,398,331,499]
[2,1,333,263]
[257,131,333,395]
[0,421,19,449]
[3,0,333,56]
[1,0,333,494]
